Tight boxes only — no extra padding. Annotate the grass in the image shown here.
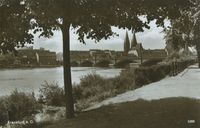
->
[45,97,200,128]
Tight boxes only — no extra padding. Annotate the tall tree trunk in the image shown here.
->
[196,22,200,68]
[61,22,75,118]
[196,42,200,68]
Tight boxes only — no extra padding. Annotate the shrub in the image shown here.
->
[70,61,79,67]
[80,60,93,67]
[0,98,8,126]
[73,71,138,111]
[111,68,136,93]
[134,67,151,86]
[141,58,163,67]
[77,74,107,99]
[94,60,110,67]
[134,64,171,87]
[74,74,116,111]
[0,90,40,125]
[39,82,65,106]
[114,59,133,68]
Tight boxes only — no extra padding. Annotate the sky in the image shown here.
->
[32,20,169,53]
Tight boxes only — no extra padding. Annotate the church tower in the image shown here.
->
[124,31,130,55]
[131,32,137,49]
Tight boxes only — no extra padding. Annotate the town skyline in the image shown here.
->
[32,20,169,53]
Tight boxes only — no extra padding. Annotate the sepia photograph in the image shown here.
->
[0,0,200,127]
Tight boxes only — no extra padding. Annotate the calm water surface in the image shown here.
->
[0,67,122,96]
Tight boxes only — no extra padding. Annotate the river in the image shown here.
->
[0,67,122,96]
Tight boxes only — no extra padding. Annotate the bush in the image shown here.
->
[0,90,40,125]
[0,98,8,126]
[94,60,110,67]
[134,64,171,87]
[76,74,107,99]
[111,69,136,93]
[39,82,65,106]
[80,60,93,67]
[73,70,138,111]
[73,74,115,111]
[114,59,133,68]
[141,59,163,67]
[38,73,130,110]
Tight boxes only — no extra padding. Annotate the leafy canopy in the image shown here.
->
[28,0,193,42]
[0,0,33,53]
[0,0,195,53]
[165,0,200,51]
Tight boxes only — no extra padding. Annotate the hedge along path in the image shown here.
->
[87,64,200,110]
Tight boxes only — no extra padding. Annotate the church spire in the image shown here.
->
[131,32,137,49]
[124,31,130,55]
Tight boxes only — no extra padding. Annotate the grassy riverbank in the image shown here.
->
[38,63,174,111]
[0,65,61,70]
[45,97,200,128]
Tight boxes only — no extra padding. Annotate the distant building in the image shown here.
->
[89,49,112,63]
[18,47,37,65]
[56,52,63,62]
[35,49,57,65]
[70,51,91,63]
[123,31,168,60]
[68,49,124,64]
[124,31,130,55]
[131,31,138,49]
[18,47,57,65]
[140,49,168,59]
[58,31,168,66]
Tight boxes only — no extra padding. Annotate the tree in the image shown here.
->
[164,0,200,66]
[1,0,194,118]
[0,0,33,54]
[192,1,200,67]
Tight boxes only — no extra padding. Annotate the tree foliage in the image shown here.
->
[26,0,194,42]
[0,0,194,52]
[0,0,33,53]
[165,0,200,53]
